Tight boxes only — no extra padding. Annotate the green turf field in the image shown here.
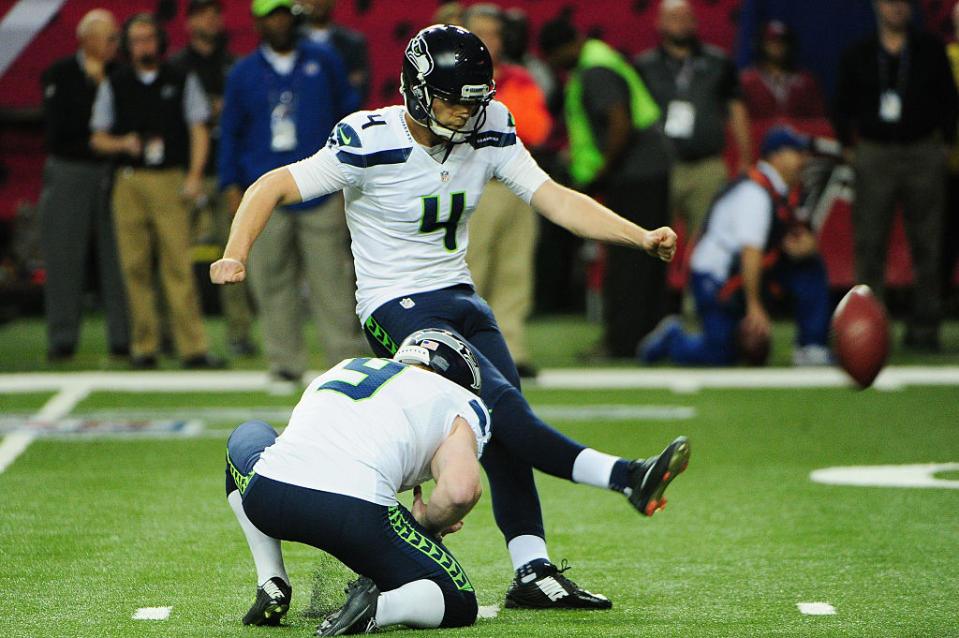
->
[1,314,958,636]
[1,382,958,637]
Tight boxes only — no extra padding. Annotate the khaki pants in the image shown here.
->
[246,194,365,375]
[671,155,728,237]
[112,167,209,358]
[466,179,537,364]
[204,177,254,344]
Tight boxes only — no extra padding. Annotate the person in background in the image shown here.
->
[540,16,674,360]
[499,8,577,317]
[463,3,552,379]
[834,0,958,352]
[170,0,257,358]
[943,1,959,317]
[500,7,556,100]
[38,9,129,362]
[639,126,831,367]
[739,20,828,125]
[433,1,464,27]
[635,0,752,241]
[295,0,371,106]
[219,0,364,389]
[90,12,223,369]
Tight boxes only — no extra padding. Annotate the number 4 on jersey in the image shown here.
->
[420,192,465,251]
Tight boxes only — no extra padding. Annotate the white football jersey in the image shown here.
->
[252,357,491,506]
[287,101,549,322]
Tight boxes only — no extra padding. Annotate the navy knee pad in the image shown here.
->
[225,420,278,496]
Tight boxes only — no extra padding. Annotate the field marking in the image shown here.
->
[811,463,959,489]
[1,404,694,428]
[0,381,90,475]
[3,366,958,395]
[797,602,836,615]
[32,384,91,421]
[477,604,499,619]
[536,366,959,391]
[132,606,172,620]
[536,405,695,421]
[0,431,36,474]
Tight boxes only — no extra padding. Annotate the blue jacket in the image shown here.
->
[219,41,358,211]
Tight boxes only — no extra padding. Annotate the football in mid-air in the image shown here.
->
[831,284,890,388]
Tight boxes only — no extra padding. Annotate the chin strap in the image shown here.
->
[441,141,455,163]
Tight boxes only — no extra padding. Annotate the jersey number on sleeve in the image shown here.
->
[318,358,404,400]
[420,192,465,251]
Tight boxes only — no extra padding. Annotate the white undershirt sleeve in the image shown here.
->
[286,146,353,202]
[733,185,774,249]
[495,145,550,205]
[89,79,114,132]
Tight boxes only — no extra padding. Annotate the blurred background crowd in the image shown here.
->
[0,0,957,381]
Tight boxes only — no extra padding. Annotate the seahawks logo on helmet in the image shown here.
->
[405,35,434,78]
[393,328,482,394]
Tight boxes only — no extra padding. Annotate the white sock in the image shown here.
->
[507,535,549,572]
[375,579,445,629]
[571,448,620,488]
[227,490,289,587]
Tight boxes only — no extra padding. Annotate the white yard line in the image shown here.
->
[810,463,959,489]
[1,366,958,395]
[0,430,36,474]
[32,383,91,422]
[534,366,959,391]
[0,370,273,393]
[0,366,956,459]
[132,606,172,620]
[797,602,836,615]
[0,379,91,474]
[477,604,499,619]
[0,404,694,425]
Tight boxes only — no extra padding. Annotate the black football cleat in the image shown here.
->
[316,576,379,636]
[627,436,690,516]
[242,576,291,626]
[504,561,611,609]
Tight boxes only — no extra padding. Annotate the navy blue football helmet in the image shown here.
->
[400,24,496,144]
[393,328,482,394]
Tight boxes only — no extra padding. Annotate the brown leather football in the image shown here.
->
[831,284,890,388]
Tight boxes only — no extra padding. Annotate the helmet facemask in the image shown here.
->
[400,25,496,145]
[401,71,495,144]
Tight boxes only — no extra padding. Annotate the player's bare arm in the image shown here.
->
[740,245,770,337]
[530,178,678,262]
[209,167,303,284]
[413,416,482,539]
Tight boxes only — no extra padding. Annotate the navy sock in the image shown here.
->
[609,459,632,493]
[516,558,552,580]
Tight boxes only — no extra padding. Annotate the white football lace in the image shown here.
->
[262,579,284,600]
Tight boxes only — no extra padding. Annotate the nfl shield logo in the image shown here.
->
[441,170,450,183]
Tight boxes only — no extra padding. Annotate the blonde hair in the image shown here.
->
[659,0,691,13]
[76,8,114,42]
